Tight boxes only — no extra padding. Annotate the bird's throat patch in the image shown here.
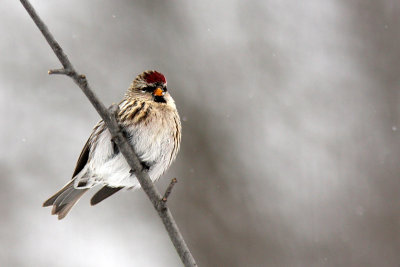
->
[154,95,166,103]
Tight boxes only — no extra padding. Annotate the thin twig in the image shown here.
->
[48,69,73,75]
[162,178,178,203]
[19,1,197,266]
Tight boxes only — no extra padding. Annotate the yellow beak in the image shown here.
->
[153,87,164,97]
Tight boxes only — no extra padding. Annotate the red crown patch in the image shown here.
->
[144,71,167,84]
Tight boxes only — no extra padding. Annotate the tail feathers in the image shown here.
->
[43,180,88,220]
[91,186,123,206]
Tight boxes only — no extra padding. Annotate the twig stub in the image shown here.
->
[48,68,73,75]
[162,178,178,203]
[108,103,120,116]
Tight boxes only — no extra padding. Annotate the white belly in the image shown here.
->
[74,118,175,189]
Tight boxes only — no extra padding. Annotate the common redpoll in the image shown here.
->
[43,70,181,219]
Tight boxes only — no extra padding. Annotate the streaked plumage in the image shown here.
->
[43,70,181,219]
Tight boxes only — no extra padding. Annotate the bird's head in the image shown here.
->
[128,70,170,104]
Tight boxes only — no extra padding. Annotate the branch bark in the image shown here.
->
[19,1,197,266]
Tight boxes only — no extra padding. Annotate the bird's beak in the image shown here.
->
[153,87,164,97]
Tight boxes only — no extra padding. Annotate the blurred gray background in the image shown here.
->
[1,0,400,266]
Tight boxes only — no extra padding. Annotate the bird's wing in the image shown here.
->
[71,121,104,178]
[71,137,90,178]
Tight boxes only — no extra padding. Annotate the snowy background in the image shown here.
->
[1,0,400,266]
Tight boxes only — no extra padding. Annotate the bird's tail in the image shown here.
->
[43,179,88,220]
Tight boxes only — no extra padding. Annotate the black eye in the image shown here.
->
[164,86,168,92]
[142,86,154,93]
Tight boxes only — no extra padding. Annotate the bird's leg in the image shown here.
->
[130,161,150,175]
[121,128,132,141]
[111,139,119,156]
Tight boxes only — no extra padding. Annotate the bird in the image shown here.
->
[43,70,181,219]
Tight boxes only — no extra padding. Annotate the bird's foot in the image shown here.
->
[129,162,150,175]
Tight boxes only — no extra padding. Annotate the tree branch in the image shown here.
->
[19,1,197,266]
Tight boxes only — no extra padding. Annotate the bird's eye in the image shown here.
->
[164,87,168,92]
[141,89,146,93]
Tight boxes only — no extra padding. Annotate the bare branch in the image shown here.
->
[19,1,197,266]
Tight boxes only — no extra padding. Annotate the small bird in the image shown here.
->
[43,70,181,219]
